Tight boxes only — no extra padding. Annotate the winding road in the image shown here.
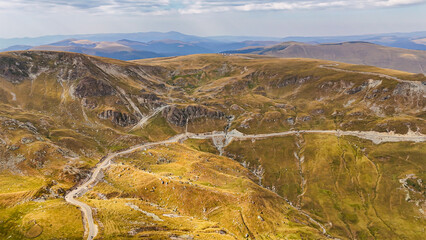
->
[64,133,190,240]
[65,129,426,240]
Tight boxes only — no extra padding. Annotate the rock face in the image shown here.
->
[0,51,95,84]
[61,165,91,183]
[74,77,115,98]
[266,75,312,89]
[98,110,137,127]
[136,92,164,109]
[346,85,364,94]
[162,105,225,127]
[393,82,425,98]
[139,93,160,102]
[0,55,31,83]
[81,98,98,109]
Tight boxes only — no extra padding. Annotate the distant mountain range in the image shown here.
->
[1,37,279,60]
[1,31,426,73]
[1,30,426,50]
[28,39,162,60]
[225,41,426,74]
[281,31,426,51]
[0,31,281,55]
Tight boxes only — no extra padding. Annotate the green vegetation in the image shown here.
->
[0,51,424,239]
[184,138,219,154]
[0,199,83,240]
[131,115,177,141]
[82,143,327,239]
[225,134,426,239]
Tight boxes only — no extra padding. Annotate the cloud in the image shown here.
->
[178,0,426,14]
[0,0,172,15]
[0,0,424,15]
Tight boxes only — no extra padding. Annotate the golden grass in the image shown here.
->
[83,143,327,239]
[0,199,84,239]
[80,197,235,240]
[225,133,426,239]
[1,51,424,239]
[0,174,45,194]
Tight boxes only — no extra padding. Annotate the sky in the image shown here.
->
[0,0,426,38]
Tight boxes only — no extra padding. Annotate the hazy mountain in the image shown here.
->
[0,31,207,49]
[117,39,213,55]
[206,35,282,42]
[0,45,33,52]
[8,38,278,60]
[1,31,426,50]
[30,39,163,60]
[225,41,426,73]
[197,40,280,53]
[282,31,426,50]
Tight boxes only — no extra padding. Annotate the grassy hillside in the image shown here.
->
[225,135,425,239]
[0,51,424,239]
[134,54,425,135]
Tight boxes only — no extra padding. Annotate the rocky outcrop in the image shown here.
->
[346,85,364,94]
[82,98,98,109]
[389,81,426,113]
[162,105,225,126]
[136,92,164,109]
[0,55,31,83]
[300,116,312,121]
[311,109,324,115]
[393,82,425,98]
[29,148,48,169]
[1,51,98,83]
[269,75,313,88]
[74,77,115,98]
[98,110,137,127]
[139,92,160,102]
[0,153,26,171]
[61,165,91,183]
[1,117,38,133]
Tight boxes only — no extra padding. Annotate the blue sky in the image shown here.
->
[0,0,425,38]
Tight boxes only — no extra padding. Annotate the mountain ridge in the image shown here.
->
[2,30,426,50]
[224,41,426,74]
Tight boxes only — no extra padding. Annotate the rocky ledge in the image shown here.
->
[74,77,115,98]
[98,109,137,127]
[162,105,225,127]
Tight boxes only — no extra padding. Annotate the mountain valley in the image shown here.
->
[0,50,425,240]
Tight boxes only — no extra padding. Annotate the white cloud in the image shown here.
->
[178,0,426,13]
[0,0,424,15]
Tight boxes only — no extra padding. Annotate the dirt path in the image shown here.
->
[65,129,425,240]
[10,91,16,101]
[64,133,191,240]
[116,86,144,118]
[192,129,426,144]
[319,64,417,83]
[130,105,168,131]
